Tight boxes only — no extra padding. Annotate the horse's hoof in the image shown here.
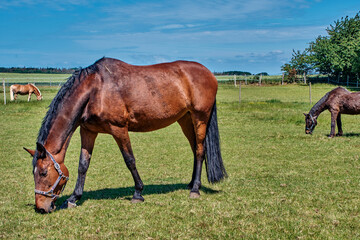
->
[189,191,200,199]
[59,200,77,209]
[67,201,77,208]
[131,197,144,203]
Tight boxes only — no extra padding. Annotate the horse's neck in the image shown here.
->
[45,133,73,163]
[40,84,90,155]
[310,92,329,118]
[30,84,41,96]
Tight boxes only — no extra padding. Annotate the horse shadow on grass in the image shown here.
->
[342,133,360,137]
[325,132,360,138]
[56,183,220,208]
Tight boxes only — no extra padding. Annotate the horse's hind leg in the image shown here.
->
[179,112,208,198]
[110,125,144,203]
[10,88,14,101]
[61,127,98,209]
[336,114,343,136]
[177,113,196,189]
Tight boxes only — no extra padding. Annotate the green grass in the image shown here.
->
[1,83,360,239]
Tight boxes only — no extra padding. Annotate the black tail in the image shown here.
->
[204,101,227,183]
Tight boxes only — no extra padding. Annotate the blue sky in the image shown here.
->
[0,0,359,74]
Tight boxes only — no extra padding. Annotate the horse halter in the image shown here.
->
[34,149,69,199]
[306,113,317,132]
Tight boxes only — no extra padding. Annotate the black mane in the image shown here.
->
[36,58,102,145]
[309,92,330,116]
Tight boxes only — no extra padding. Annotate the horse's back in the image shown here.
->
[330,87,350,95]
[98,58,217,109]
[327,87,360,114]
[83,58,218,132]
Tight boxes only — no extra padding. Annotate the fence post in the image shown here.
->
[259,74,262,86]
[245,75,247,85]
[303,72,306,84]
[3,79,6,105]
[233,74,236,87]
[282,73,284,85]
[309,82,312,105]
[239,80,241,103]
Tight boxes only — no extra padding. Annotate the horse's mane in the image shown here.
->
[36,58,101,146]
[309,92,330,115]
[29,83,41,96]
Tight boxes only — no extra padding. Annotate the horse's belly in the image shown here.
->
[17,92,29,95]
[127,107,188,132]
[82,98,188,133]
[342,104,360,114]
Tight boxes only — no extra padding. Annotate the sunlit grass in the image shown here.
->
[0,83,359,239]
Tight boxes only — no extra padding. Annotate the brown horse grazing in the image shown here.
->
[10,83,42,101]
[24,57,227,213]
[304,87,360,137]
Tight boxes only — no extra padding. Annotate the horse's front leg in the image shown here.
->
[110,125,144,203]
[28,93,31,102]
[329,111,338,138]
[336,113,343,136]
[61,127,98,209]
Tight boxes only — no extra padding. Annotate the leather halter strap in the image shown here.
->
[306,113,316,132]
[34,149,69,199]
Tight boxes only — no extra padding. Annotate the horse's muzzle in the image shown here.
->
[36,201,56,214]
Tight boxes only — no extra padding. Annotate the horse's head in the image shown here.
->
[24,143,69,213]
[36,95,43,101]
[304,113,317,134]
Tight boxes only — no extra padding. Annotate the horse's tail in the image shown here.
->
[10,85,14,101]
[204,101,227,183]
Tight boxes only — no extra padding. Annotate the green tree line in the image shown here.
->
[0,67,76,74]
[282,12,360,82]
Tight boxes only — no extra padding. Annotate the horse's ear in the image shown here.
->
[303,113,307,116]
[36,142,46,159]
[23,147,35,157]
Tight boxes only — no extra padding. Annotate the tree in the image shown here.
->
[282,11,360,80]
[309,13,360,77]
[289,49,313,75]
[281,63,297,83]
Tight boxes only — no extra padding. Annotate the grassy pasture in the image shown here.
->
[1,83,360,239]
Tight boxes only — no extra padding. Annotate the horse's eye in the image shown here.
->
[39,169,48,177]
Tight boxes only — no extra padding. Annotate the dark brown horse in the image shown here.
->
[304,87,360,137]
[24,57,227,213]
[10,83,42,101]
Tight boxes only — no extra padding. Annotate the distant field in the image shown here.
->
[0,72,328,86]
[0,73,70,85]
[1,81,359,239]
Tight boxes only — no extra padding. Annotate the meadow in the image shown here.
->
[0,82,360,239]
